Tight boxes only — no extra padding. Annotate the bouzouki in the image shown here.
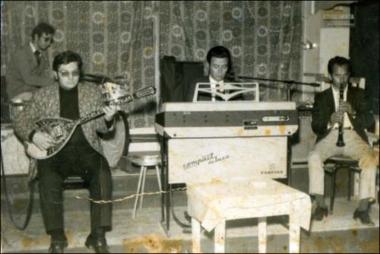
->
[25,84,155,160]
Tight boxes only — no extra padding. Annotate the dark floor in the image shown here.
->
[1,160,379,253]
[6,229,380,253]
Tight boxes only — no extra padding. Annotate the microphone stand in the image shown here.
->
[234,75,320,101]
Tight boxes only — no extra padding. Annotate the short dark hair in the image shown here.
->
[52,50,83,74]
[327,56,351,75]
[31,22,56,39]
[206,45,232,73]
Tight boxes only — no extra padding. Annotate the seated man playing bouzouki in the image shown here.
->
[13,50,122,253]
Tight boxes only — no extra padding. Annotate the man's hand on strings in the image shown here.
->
[32,131,57,150]
[103,105,120,122]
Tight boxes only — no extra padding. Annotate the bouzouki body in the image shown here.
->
[26,117,81,159]
[25,85,155,160]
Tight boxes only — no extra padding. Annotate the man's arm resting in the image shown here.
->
[12,93,42,142]
[311,94,330,136]
[16,52,54,88]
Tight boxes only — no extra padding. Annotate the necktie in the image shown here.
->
[34,50,41,65]
[216,83,224,92]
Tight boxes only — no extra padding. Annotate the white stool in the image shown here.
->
[127,151,162,219]
[187,178,312,253]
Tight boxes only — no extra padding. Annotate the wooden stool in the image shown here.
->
[128,152,162,219]
[324,156,361,214]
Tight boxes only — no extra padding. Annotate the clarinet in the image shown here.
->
[336,84,345,147]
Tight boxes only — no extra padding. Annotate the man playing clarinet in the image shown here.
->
[308,56,377,225]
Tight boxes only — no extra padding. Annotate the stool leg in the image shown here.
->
[376,169,379,204]
[155,165,162,191]
[289,213,300,253]
[133,166,145,219]
[192,218,201,253]
[139,166,147,210]
[330,168,337,214]
[348,168,352,201]
[258,217,267,253]
[353,171,360,199]
[214,220,225,253]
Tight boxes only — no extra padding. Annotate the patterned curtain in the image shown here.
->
[1,1,303,128]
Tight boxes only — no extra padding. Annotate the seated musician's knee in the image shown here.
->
[308,151,322,166]
[359,148,379,170]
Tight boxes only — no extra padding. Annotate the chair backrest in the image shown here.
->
[160,56,203,103]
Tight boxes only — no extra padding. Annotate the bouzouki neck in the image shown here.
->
[78,109,105,125]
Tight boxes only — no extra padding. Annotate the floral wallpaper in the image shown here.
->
[1,1,303,128]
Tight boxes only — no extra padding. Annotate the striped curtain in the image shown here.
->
[1,1,303,128]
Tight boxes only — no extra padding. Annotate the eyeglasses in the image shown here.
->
[41,35,54,43]
[58,71,80,78]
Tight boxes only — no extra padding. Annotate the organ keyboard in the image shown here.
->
[155,101,298,138]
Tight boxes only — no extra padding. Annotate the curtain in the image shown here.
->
[1,1,303,128]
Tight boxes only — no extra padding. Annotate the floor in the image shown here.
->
[1,161,379,253]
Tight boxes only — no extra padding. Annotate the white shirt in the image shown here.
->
[331,86,353,129]
[29,42,38,53]
[209,76,224,91]
[209,76,225,102]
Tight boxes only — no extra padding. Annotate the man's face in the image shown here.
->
[56,62,80,90]
[33,33,54,51]
[330,64,349,90]
[209,57,229,82]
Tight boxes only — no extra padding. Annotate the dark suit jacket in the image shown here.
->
[311,86,374,143]
[5,44,53,99]
[185,76,211,102]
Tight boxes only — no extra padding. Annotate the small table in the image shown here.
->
[187,178,311,253]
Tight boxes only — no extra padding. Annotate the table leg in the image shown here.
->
[289,214,300,253]
[353,172,360,199]
[192,218,201,253]
[258,217,267,253]
[214,220,225,253]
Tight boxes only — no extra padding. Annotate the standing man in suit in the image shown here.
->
[6,22,56,102]
[185,45,235,102]
[308,56,377,225]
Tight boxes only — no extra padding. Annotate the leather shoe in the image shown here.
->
[48,241,68,253]
[85,234,110,253]
[353,209,375,225]
[312,205,328,221]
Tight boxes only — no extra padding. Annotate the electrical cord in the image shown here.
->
[169,184,191,231]
[1,145,36,230]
